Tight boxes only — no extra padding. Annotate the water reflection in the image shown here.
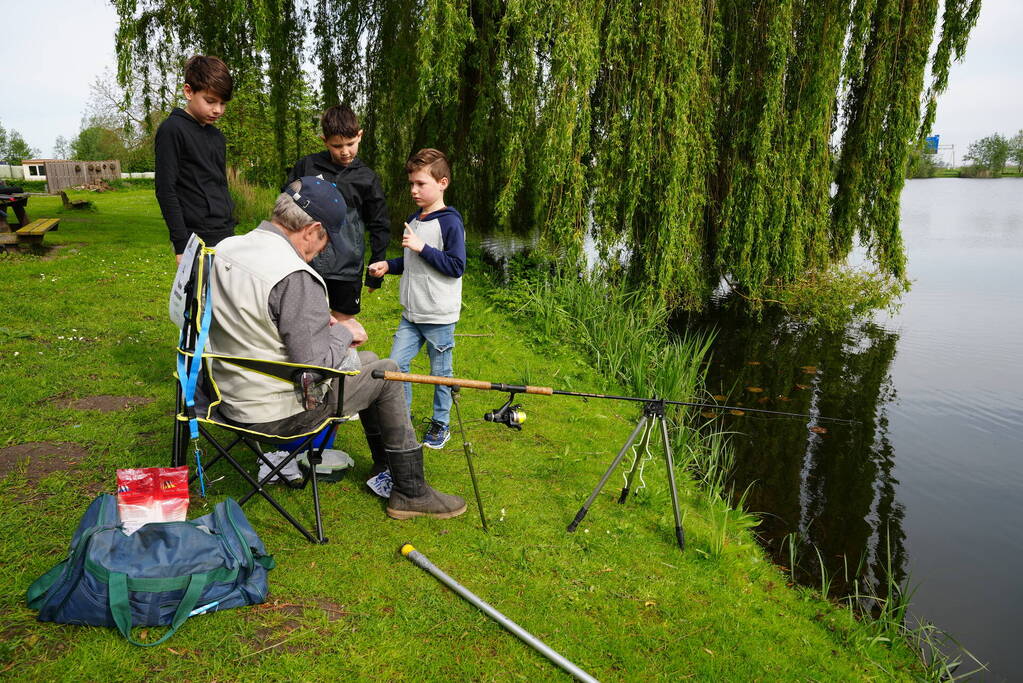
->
[481,178,1023,676]
[679,302,907,598]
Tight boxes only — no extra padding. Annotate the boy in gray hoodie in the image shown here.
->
[368,149,465,449]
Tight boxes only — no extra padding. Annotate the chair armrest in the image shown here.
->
[189,350,359,383]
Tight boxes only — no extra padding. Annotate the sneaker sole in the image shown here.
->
[386,503,467,520]
[422,435,451,450]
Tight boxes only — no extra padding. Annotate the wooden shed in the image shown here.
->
[43,160,121,192]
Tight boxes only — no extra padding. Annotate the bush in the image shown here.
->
[906,146,940,178]
[230,179,278,229]
[963,133,1010,177]
[762,265,909,330]
[5,179,47,192]
[106,178,155,191]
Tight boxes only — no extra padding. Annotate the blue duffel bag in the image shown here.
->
[26,494,274,646]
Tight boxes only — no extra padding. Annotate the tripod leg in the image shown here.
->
[452,388,488,531]
[568,416,648,532]
[618,420,654,503]
[658,417,686,551]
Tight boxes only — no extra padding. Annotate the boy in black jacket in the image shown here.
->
[155,55,236,264]
[286,105,390,321]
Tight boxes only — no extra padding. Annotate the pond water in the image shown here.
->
[681,178,1023,679]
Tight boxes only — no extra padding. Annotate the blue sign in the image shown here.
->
[924,135,940,154]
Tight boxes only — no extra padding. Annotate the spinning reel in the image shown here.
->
[484,394,527,430]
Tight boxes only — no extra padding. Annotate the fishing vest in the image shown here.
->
[399,214,462,324]
[209,225,328,423]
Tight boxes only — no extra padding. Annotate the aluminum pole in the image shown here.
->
[400,544,599,683]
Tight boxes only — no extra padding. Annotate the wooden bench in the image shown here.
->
[59,191,93,210]
[12,218,60,245]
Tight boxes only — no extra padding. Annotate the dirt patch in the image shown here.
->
[310,597,350,622]
[243,615,320,656]
[56,395,154,413]
[0,441,90,484]
[238,598,350,656]
[0,610,72,670]
[249,599,351,622]
[38,243,88,262]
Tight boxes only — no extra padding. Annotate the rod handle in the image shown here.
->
[371,370,554,395]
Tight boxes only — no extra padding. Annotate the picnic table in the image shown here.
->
[0,189,60,247]
[0,190,29,232]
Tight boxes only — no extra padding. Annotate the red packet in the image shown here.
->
[117,467,190,534]
[157,466,190,523]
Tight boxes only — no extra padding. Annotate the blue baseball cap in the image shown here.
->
[285,176,348,246]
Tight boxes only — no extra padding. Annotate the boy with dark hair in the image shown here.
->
[156,55,236,264]
[368,148,465,449]
[286,105,390,321]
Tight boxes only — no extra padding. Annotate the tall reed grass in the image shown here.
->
[509,272,764,555]
[229,178,279,229]
[783,529,988,679]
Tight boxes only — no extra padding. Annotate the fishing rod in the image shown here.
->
[372,370,853,552]
[370,370,857,425]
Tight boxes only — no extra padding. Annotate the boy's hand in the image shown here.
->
[401,222,425,253]
[368,261,389,278]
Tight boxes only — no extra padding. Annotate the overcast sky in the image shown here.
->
[1,0,1018,162]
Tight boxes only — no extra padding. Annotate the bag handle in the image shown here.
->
[28,519,116,617]
[109,571,209,647]
[26,562,67,610]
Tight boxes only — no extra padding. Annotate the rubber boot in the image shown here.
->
[385,445,466,520]
[359,405,390,478]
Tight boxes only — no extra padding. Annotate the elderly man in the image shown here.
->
[207,176,465,520]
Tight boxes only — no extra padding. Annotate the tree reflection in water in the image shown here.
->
[678,300,906,600]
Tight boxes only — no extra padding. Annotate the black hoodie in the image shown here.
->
[285,151,390,288]
[155,107,236,253]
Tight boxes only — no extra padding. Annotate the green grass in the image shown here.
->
[0,190,929,680]
[932,167,1023,178]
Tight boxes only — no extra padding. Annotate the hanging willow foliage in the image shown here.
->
[113,0,981,310]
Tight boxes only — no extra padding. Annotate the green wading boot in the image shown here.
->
[386,445,467,520]
[359,406,389,478]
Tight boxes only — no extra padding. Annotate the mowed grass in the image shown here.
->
[0,190,925,680]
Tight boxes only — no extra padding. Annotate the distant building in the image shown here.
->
[22,159,61,180]
[8,159,153,186]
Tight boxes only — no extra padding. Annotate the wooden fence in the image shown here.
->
[43,160,121,192]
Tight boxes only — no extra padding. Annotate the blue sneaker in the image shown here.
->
[422,419,451,449]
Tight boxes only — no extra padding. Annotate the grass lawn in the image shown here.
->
[0,190,926,680]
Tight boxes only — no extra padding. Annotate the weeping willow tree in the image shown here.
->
[113,0,981,311]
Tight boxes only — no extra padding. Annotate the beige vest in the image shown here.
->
[209,226,327,423]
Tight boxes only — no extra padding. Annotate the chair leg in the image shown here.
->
[241,435,327,544]
[186,425,329,544]
[213,441,322,544]
[172,384,186,468]
[310,456,327,543]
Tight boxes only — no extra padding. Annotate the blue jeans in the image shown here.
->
[389,317,456,426]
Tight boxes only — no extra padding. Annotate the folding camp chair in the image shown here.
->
[171,236,357,544]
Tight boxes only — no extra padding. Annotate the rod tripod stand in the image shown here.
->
[566,399,685,551]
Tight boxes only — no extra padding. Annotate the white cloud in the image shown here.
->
[0,0,118,157]
[0,0,1018,160]
[931,0,1023,150]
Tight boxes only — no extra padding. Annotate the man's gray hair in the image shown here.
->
[272,180,317,233]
